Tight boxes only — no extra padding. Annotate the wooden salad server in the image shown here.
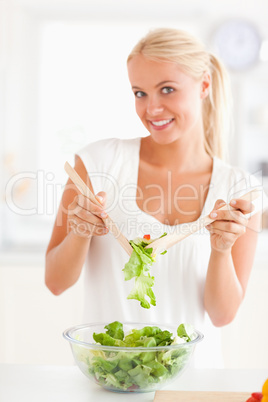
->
[64,162,133,256]
[146,189,261,256]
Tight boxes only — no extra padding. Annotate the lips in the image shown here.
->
[149,118,174,130]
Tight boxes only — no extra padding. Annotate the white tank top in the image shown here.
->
[77,137,266,368]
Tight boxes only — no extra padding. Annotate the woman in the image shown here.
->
[45,28,265,367]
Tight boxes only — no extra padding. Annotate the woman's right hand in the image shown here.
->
[67,191,109,238]
[46,156,103,294]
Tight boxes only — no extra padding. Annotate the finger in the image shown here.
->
[208,225,238,238]
[76,194,108,219]
[69,221,91,238]
[74,209,107,226]
[209,209,249,227]
[68,206,106,228]
[208,228,238,246]
[229,198,255,214]
[69,217,108,237]
[207,220,247,235]
[71,224,108,237]
[69,222,104,238]
[213,199,226,210]
[95,191,107,206]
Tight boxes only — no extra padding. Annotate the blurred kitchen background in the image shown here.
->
[0,0,268,368]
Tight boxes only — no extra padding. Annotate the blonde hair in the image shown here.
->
[127,28,232,160]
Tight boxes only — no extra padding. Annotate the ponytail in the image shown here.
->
[203,54,232,160]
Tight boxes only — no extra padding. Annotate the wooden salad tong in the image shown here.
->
[64,162,133,256]
[64,162,261,259]
[146,189,261,256]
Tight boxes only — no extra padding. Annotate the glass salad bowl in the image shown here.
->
[63,321,204,393]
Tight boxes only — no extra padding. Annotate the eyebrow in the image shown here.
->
[132,80,178,90]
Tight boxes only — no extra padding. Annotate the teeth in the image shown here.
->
[151,118,173,127]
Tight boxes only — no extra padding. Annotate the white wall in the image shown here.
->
[222,262,268,369]
[0,254,84,365]
[221,233,268,368]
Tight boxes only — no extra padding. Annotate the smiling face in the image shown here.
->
[127,54,210,146]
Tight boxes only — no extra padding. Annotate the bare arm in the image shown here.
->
[45,156,108,295]
[204,198,261,326]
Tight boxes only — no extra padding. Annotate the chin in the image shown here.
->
[150,131,180,145]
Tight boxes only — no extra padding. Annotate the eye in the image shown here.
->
[134,91,146,98]
[162,87,174,94]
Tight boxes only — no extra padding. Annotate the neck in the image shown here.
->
[140,135,212,173]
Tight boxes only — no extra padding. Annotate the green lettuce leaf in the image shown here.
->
[104,321,124,340]
[77,321,196,392]
[123,234,167,309]
[93,332,125,347]
[127,271,156,309]
[177,323,195,342]
[124,326,162,346]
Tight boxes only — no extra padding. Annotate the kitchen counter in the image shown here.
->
[0,364,267,402]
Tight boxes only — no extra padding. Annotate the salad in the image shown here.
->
[123,233,167,309]
[74,321,197,392]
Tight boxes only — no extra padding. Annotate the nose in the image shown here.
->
[146,96,164,116]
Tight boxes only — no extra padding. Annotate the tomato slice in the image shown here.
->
[143,234,151,240]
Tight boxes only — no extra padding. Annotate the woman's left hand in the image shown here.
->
[206,198,255,252]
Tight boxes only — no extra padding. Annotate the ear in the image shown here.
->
[200,72,211,99]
